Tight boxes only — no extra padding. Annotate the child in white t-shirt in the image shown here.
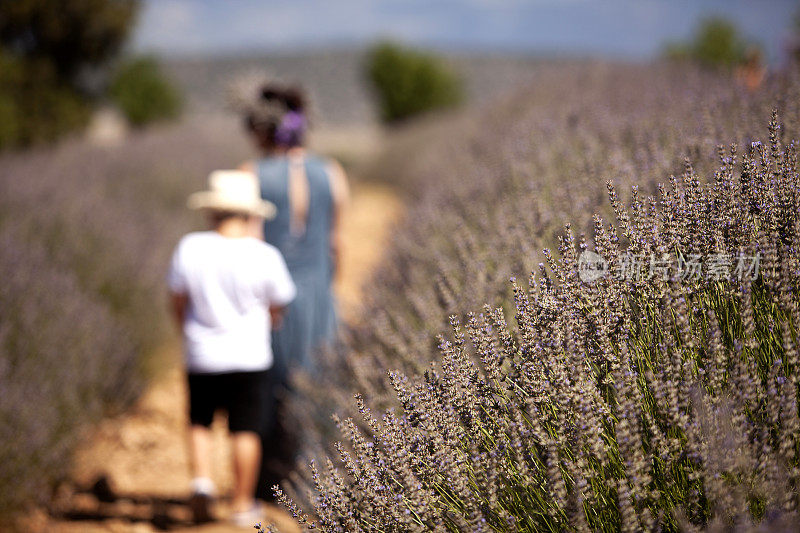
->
[167,170,295,526]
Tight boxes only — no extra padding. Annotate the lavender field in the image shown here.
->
[2,58,800,532]
[280,63,800,531]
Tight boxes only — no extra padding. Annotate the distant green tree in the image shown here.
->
[366,42,463,123]
[1,51,95,146]
[662,17,750,69]
[0,0,138,83]
[0,52,23,148]
[791,8,800,64]
[0,0,139,148]
[109,57,182,127]
[692,17,747,67]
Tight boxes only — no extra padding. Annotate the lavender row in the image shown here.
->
[0,115,250,518]
[283,64,800,531]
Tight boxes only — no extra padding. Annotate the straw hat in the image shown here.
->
[187,170,276,219]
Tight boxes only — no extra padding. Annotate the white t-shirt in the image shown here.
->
[167,231,296,374]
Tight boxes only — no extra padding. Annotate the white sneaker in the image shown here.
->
[230,503,263,529]
[191,477,217,496]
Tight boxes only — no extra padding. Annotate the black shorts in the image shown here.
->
[187,370,268,433]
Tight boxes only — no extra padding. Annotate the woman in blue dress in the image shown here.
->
[238,82,349,500]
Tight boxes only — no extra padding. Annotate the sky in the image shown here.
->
[133,0,799,63]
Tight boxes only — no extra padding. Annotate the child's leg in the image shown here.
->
[189,425,214,481]
[187,374,217,487]
[231,430,262,512]
[226,371,268,513]
[186,373,218,522]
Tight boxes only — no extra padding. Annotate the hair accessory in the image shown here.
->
[275,110,306,147]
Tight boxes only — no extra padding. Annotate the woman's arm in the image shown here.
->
[327,159,350,277]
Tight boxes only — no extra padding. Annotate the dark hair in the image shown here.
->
[207,210,250,226]
[261,86,305,112]
[245,84,307,150]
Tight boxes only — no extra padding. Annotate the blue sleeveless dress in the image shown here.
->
[257,154,338,378]
[256,154,338,501]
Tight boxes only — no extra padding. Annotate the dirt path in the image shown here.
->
[28,182,402,533]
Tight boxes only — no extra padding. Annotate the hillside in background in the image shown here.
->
[162,48,552,124]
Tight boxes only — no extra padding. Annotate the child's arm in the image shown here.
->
[270,304,288,330]
[169,292,188,332]
[327,159,350,279]
[167,238,189,332]
[262,248,297,329]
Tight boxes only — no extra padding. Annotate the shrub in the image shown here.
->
[365,41,463,123]
[109,56,183,127]
[0,52,22,148]
[0,223,137,516]
[17,81,91,145]
[278,65,800,531]
[691,18,748,68]
[663,17,749,68]
[0,52,90,149]
[0,0,138,82]
[0,92,19,150]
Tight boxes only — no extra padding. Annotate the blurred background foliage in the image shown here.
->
[0,50,90,147]
[109,56,182,127]
[663,17,752,68]
[0,0,137,81]
[366,41,464,122]
[0,0,182,149]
